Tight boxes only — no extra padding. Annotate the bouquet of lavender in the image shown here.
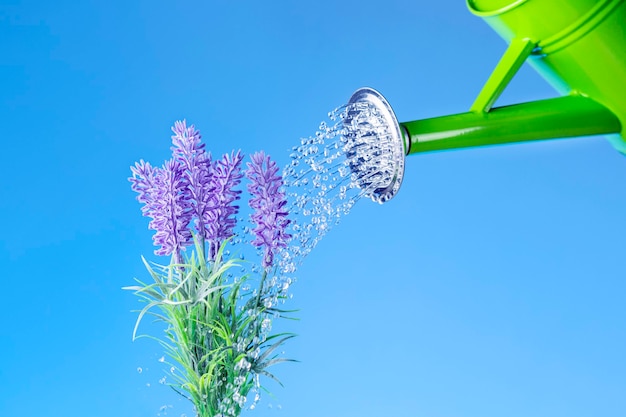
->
[124,121,295,417]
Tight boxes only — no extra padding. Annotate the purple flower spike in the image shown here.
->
[206,151,244,259]
[129,159,158,217]
[246,151,292,268]
[130,158,193,262]
[170,120,214,242]
[171,120,205,160]
[151,159,193,260]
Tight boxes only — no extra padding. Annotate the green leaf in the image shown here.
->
[258,369,284,387]
[255,334,296,365]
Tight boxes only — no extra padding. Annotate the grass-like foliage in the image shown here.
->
[124,236,296,417]
[128,121,297,416]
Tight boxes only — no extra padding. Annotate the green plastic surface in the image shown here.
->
[470,37,536,113]
[464,0,626,153]
[402,95,621,154]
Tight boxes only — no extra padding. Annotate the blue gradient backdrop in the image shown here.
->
[1,1,625,416]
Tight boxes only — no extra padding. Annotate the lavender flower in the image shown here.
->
[127,126,299,416]
[129,159,158,217]
[170,120,214,243]
[130,158,193,262]
[206,151,244,259]
[246,151,292,268]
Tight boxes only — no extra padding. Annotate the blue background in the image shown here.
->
[2,1,625,416]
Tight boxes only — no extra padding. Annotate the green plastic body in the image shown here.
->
[402,0,626,155]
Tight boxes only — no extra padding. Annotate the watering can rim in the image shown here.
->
[466,0,529,17]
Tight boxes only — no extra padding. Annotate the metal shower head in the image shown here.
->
[343,87,408,204]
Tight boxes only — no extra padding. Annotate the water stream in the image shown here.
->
[223,99,401,413]
[277,99,401,276]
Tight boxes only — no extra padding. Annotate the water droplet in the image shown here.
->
[137,367,142,374]
[280,100,397,295]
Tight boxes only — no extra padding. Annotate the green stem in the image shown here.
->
[255,271,268,310]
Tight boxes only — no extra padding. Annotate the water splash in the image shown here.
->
[157,404,172,416]
[226,98,399,413]
[277,99,401,273]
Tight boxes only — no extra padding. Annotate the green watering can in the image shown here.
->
[348,0,626,202]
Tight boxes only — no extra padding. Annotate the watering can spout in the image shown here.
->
[401,95,622,155]
[348,87,621,161]
[466,0,626,153]
[344,0,626,202]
